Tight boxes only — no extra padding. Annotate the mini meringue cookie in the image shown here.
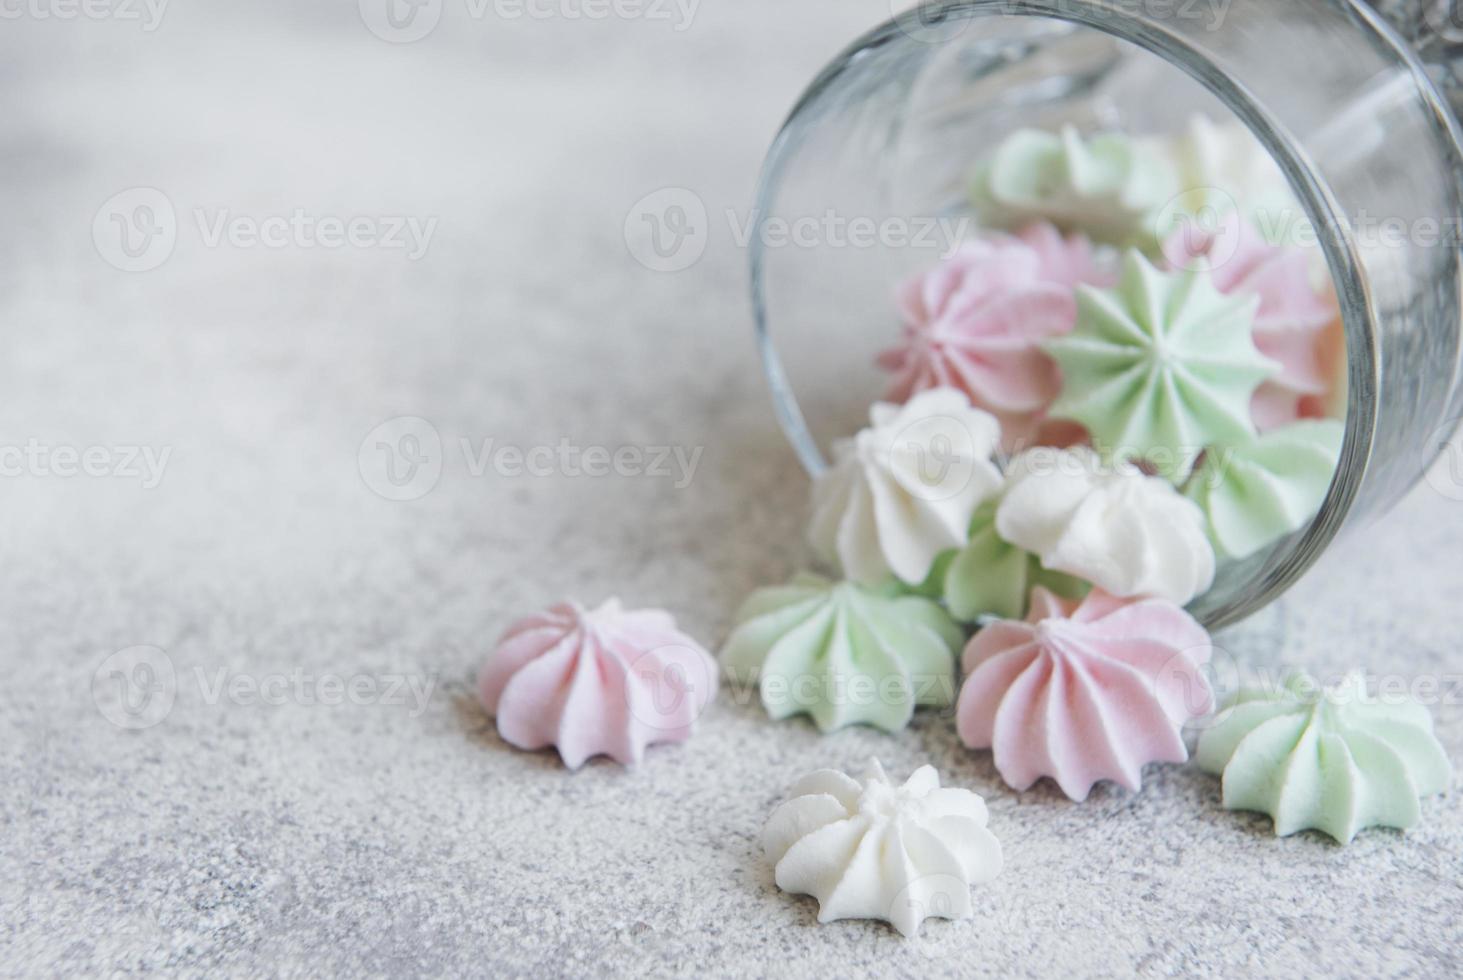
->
[1149,115,1296,231]
[995,446,1216,605]
[1162,211,1339,431]
[1185,420,1344,559]
[957,588,1213,800]
[762,759,1002,937]
[477,599,717,769]
[1045,250,1277,480]
[1197,672,1451,843]
[938,500,1089,623]
[810,388,1003,586]
[1015,221,1118,289]
[720,574,963,733]
[876,236,1079,449]
[970,126,1177,248]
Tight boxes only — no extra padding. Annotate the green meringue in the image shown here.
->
[1045,250,1277,480]
[970,125,1177,248]
[910,501,1089,622]
[1185,419,1343,559]
[1197,672,1451,843]
[720,573,964,734]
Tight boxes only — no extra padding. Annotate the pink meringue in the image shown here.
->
[877,229,1094,449]
[956,588,1213,800]
[477,599,717,769]
[1014,222,1116,290]
[1162,211,1339,431]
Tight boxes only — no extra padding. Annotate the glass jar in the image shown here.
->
[751,0,1463,628]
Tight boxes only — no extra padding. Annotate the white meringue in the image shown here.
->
[810,388,1003,586]
[762,759,1002,937]
[995,447,1216,605]
[1149,115,1295,230]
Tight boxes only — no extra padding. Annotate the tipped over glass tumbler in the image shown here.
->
[751,0,1463,628]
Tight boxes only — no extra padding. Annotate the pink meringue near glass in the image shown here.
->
[477,599,718,769]
[1161,210,1339,432]
[956,587,1213,801]
[876,229,1091,449]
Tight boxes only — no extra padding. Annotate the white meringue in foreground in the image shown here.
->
[762,759,1002,938]
[995,447,1215,605]
[810,388,1003,585]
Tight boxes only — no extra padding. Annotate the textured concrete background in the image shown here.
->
[1,1,1460,976]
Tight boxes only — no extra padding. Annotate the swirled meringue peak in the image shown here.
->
[1045,250,1277,480]
[762,759,1002,937]
[1185,419,1343,559]
[876,235,1079,448]
[720,574,963,733]
[995,446,1216,605]
[936,499,1090,623]
[1197,672,1451,843]
[1162,210,1339,431]
[970,126,1177,248]
[810,388,1003,586]
[957,588,1214,800]
[477,599,717,769]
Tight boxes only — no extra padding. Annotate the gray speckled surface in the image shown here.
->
[1,2,1461,977]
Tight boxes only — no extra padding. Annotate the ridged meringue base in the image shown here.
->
[762,760,1002,937]
[721,574,963,733]
[1197,672,1452,843]
[958,588,1213,800]
[478,599,717,769]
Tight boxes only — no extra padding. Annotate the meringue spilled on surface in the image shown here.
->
[1197,671,1451,843]
[762,760,1002,937]
[477,599,717,769]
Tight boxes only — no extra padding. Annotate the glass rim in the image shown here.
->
[750,0,1456,629]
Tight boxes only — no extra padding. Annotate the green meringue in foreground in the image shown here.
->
[970,125,1176,248]
[1197,672,1451,843]
[720,573,963,734]
[1184,419,1344,559]
[1045,250,1276,480]
[910,501,1089,623]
